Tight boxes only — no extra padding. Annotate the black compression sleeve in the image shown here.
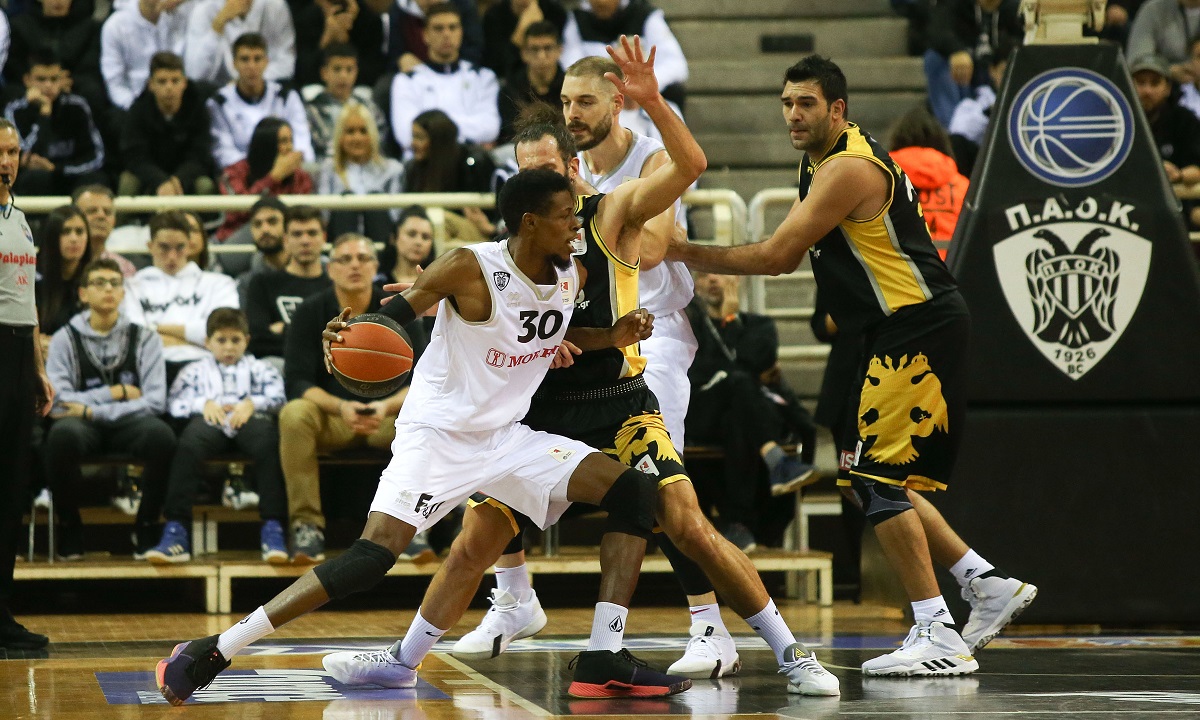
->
[379,294,417,326]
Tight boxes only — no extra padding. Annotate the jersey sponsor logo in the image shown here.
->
[995,196,1150,379]
[1008,68,1134,188]
[505,346,560,368]
[493,271,510,291]
[634,454,659,476]
[574,288,590,311]
[857,353,949,466]
[838,450,856,471]
[486,348,507,367]
[570,224,587,256]
[548,447,576,463]
[413,492,445,519]
[0,251,36,266]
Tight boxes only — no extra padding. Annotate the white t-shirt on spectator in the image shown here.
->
[390,60,500,155]
[561,1,688,90]
[100,4,192,110]
[183,0,296,85]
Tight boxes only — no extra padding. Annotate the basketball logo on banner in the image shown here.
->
[1008,69,1134,187]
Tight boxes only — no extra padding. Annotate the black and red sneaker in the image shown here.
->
[155,635,231,705]
[567,648,692,698]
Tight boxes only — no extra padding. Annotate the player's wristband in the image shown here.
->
[379,294,417,326]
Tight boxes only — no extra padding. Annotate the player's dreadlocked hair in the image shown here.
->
[511,102,577,166]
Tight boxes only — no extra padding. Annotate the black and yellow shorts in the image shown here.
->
[837,292,971,493]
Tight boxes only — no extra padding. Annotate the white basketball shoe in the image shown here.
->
[780,642,841,695]
[666,622,741,679]
[862,622,979,677]
[323,647,417,688]
[451,588,547,660]
[961,576,1038,653]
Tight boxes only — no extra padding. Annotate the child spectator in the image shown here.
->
[294,0,386,88]
[44,257,176,560]
[889,106,969,257]
[404,109,495,240]
[216,117,315,241]
[318,103,404,244]
[35,205,93,353]
[99,0,191,111]
[73,185,138,277]
[146,307,289,564]
[303,44,389,164]
[185,0,296,85]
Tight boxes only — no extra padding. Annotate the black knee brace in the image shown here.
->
[600,468,658,540]
[313,538,396,599]
[850,476,913,525]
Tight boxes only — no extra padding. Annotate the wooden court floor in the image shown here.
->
[3,600,1200,719]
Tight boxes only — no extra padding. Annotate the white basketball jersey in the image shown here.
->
[398,240,579,432]
[577,131,695,317]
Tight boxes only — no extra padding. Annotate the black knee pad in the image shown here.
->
[313,538,396,599]
[850,476,913,526]
[600,468,658,540]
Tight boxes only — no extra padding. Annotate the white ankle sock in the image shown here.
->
[744,599,795,664]
[495,563,532,602]
[688,603,730,636]
[216,606,274,658]
[394,609,446,668]
[587,602,627,652]
[912,596,955,625]
[949,549,995,587]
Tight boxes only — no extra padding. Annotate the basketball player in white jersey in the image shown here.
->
[155,169,697,703]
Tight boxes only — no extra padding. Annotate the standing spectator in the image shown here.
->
[216,117,315,241]
[889,106,969,257]
[35,205,93,351]
[243,205,331,362]
[303,44,388,164]
[318,103,404,244]
[208,33,314,171]
[481,0,567,78]
[497,21,565,144]
[147,308,289,564]
[99,0,190,111]
[0,118,52,651]
[5,48,107,196]
[1128,0,1200,82]
[923,0,1023,127]
[44,257,176,560]
[390,3,501,153]
[294,0,386,88]
[279,233,425,562]
[403,109,495,240]
[184,0,296,85]
[119,52,216,197]
[73,185,138,278]
[1132,55,1200,229]
[387,0,483,73]
[122,210,241,383]
[6,0,104,111]
[235,195,289,293]
[377,205,435,285]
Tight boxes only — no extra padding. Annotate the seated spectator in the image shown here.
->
[684,272,816,552]
[35,205,93,352]
[208,33,315,172]
[889,106,968,257]
[318,103,404,244]
[183,212,224,274]
[387,0,483,73]
[122,210,241,384]
[295,0,386,88]
[377,205,434,284]
[303,44,389,164]
[947,41,1011,177]
[4,48,107,196]
[184,0,295,85]
[1132,55,1200,229]
[244,205,331,362]
[390,3,500,153]
[1128,0,1199,82]
[118,52,216,197]
[72,185,138,277]
[6,0,105,111]
[404,109,495,240]
[43,257,176,560]
[1099,0,1145,46]
[923,0,1023,127]
[147,307,288,564]
[497,20,564,144]
[561,0,688,109]
[280,233,426,561]
[481,0,567,78]
[99,0,190,111]
[1179,36,1200,118]
[216,117,315,241]
[235,195,289,293]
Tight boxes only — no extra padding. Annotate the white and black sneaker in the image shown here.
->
[780,642,840,695]
[666,622,741,679]
[862,622,978,677]
[962,576,1038,653]
[451,588,546,660]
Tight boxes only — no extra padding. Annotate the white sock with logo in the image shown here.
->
[912,596,955,626]
[216,606,274,658]
[744,599,796,664]
[688,603,730,636]
[587,602,628,652]
[949,549,995,587]
[495,563,532,603]
[393,609,446,668]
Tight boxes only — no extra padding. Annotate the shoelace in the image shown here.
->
[900,624,936,652]
[780,649,827,675]
[354,649,402,665]
[683,634,719,657]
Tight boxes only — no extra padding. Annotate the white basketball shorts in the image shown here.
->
[639,308,698,450]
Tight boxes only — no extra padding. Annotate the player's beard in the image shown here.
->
[572,113,613,151]
[551,253,572,270]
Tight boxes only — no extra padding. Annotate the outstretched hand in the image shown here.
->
[610,308,654,348]
[605,35,659,106]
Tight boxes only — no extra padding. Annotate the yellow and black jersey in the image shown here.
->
[538,193,647,393]
[801,123,959,331]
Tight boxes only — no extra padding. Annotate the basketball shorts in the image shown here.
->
[371,421,593,533]
[640,308,699,450]
[836,292,971,493]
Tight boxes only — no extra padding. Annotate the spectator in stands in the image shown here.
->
[183,212,224,274]
[889,106,968,257]
[147,307,289,564]
[5,48,107,196]
[377,205,435,285]
[561,0,688,109]
[1099,0,1145,46]
[35,205,93,352]
[44,257,176,560]
[119,52,216,197]
[390,3,501,153]
[208,33,315,172]
[947,41,1011,177]
[244,205,331,363]
[216,117,315,241]
[319,103,405,244]
[185,0,296,85]
[404,110,495,240]
[1132,54,1200,229]
[122,210,241,385]
[99,0,190,111]
[387,0,483,73]
[235,195,289,292]
[1128,0,1200,82]
[482,0,567,78]
[295,0,386,88]
[891,0,933,56]
[923,0,1023,127]
[684,272,817,551]
[497,21,564,144]
[303,44,389,164]
[73,185,138,278]
[1179,36,1200,117]
[279,233,426,562]
[6,0,105,111]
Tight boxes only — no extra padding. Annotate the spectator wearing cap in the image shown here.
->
[99,0,191,111]
[1131,54,1200,231]
[387,0,483,74]
[481,0,567,78]
[1127,0,1200,83]
[185,0,296,85]
[303,44,389,164]
[294,0,386,88]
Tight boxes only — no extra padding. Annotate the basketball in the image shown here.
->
[329,313,414,398]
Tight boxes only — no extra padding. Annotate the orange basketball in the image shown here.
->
[329,313,414,398]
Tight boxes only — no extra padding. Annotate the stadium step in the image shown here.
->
[657,0,892,20]
[673,17,908,61]
[687,57,926,94]
[689,91,926,138]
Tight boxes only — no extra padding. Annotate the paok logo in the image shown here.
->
[994,196,1151,379]
[493,271,510,291]
[1008,68,1133,187]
